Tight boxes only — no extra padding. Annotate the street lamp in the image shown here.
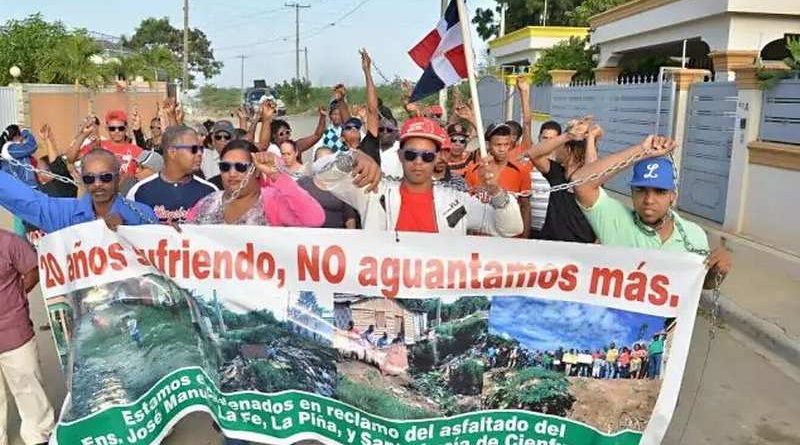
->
[9,65,21,82]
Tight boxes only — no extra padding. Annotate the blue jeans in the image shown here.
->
[649,353,663,378]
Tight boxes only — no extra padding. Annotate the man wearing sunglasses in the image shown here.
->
[313,117,523,236]
[68,110,143,178]
[200,120,236,185]
[127,125,218,224]
[0,149,156,232]
[444,123,473,177]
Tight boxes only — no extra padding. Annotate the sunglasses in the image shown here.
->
[343,125,360,131]
[107,125,127,132]
[450,136,467,144]
[82,172,116,185]
[218,161,252,173]
[278,130,291,137]
[379,127,396,134]
[150,126,161,130]
[172,144,202,154]
[402,149,436,163]
[214,133,232,141]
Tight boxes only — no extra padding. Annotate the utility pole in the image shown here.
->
[237,55,248,96]
[304,47,309,82]
[182,0,189,92]
[285,3,310,81]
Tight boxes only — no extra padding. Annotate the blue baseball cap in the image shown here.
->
[629,157,675,190]
[343,117,362,130]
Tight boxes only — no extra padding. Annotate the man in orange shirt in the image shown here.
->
[465,122,531,238]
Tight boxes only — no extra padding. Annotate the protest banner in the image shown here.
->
[38,221,705,445]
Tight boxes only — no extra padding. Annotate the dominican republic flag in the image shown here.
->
[408,0,468,101]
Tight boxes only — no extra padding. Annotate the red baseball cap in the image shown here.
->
[400,117,446,148]
[105,109,128,123]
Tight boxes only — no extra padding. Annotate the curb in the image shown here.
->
[700,291,800,369]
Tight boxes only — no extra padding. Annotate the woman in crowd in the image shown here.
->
[297,147,359,228]
[618,346,631,379]
[278,140,306,180]
[186,139,324,227]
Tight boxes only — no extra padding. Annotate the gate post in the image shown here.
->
[670,69,709,173]
[722,63,788,232]
[548,70,576,87]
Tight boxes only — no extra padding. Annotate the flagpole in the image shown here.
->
[454,0,488,158]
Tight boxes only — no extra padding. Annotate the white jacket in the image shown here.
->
[313,152,524,237]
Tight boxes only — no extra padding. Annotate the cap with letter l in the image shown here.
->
[629,157,675,190]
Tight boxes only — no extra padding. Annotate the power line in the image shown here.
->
[213,0,375,51]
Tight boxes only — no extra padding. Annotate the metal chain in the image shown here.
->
[2,156,78,185]
[533,148,649,195]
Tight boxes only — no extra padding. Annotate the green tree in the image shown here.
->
[39,31,109,89]
[197,84,241,111]
[122,17,222,88]
[0,14,70,84]
[531,36,596,84]
[565,0,629,26]
[473,0,582,41]
[116,45,181,82]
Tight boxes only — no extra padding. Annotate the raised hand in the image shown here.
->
[80,115,98,136]
[39,123,52,141]
[252,151,281,181]
[351,151,381,192]
[318,105,328,118]
[360,48,372,73]
[260,100,276,121]
[131,107,142,131]
[477,155,500,190]
[588,123,604,141]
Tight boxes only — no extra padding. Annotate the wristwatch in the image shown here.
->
[489,191,511,209]
[335,151,355,173]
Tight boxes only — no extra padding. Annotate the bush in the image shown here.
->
[485,367,574,417]
[449,359,484,395]
[335,376,435,420]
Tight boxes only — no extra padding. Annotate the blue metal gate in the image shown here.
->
[677,81,737,223]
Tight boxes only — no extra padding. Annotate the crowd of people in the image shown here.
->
[0,49,732,444]
[486,331,668,381]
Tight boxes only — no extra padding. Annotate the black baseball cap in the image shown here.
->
[484,122,512,140]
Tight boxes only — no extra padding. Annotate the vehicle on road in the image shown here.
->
[244,80,286,116]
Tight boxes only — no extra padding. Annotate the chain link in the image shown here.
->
[2,156,79,185]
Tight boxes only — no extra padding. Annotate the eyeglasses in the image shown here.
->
[81,172,116,185]
[214,133,232,141]
[343,125,360,131]
[218,161,252,173]
[450,136,467,144]
[402,149,436,163]
[172,144,202,154]
[379,127,396,134]
[107,126,127,132]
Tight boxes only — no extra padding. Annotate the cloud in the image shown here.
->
[489,296,664,352]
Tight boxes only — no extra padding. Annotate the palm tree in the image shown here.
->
[40,31,110,89]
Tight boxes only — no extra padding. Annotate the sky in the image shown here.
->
[8,0,496,87]
[489,296,666,352]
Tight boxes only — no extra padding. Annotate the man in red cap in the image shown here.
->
[67,110,143,177]
[313,117,523,236]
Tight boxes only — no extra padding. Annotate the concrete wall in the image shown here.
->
[741,164,800,255]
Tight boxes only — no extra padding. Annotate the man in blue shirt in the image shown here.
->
[0,149,156,233]
[127,125,217,224]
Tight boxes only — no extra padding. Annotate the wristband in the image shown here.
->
[490,191,511,209]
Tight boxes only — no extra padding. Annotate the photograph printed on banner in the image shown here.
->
[484,295,674,434]
[53,274,223,422]
[331,294,490,418]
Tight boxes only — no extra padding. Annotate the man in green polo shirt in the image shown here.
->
[572,135,731,288]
